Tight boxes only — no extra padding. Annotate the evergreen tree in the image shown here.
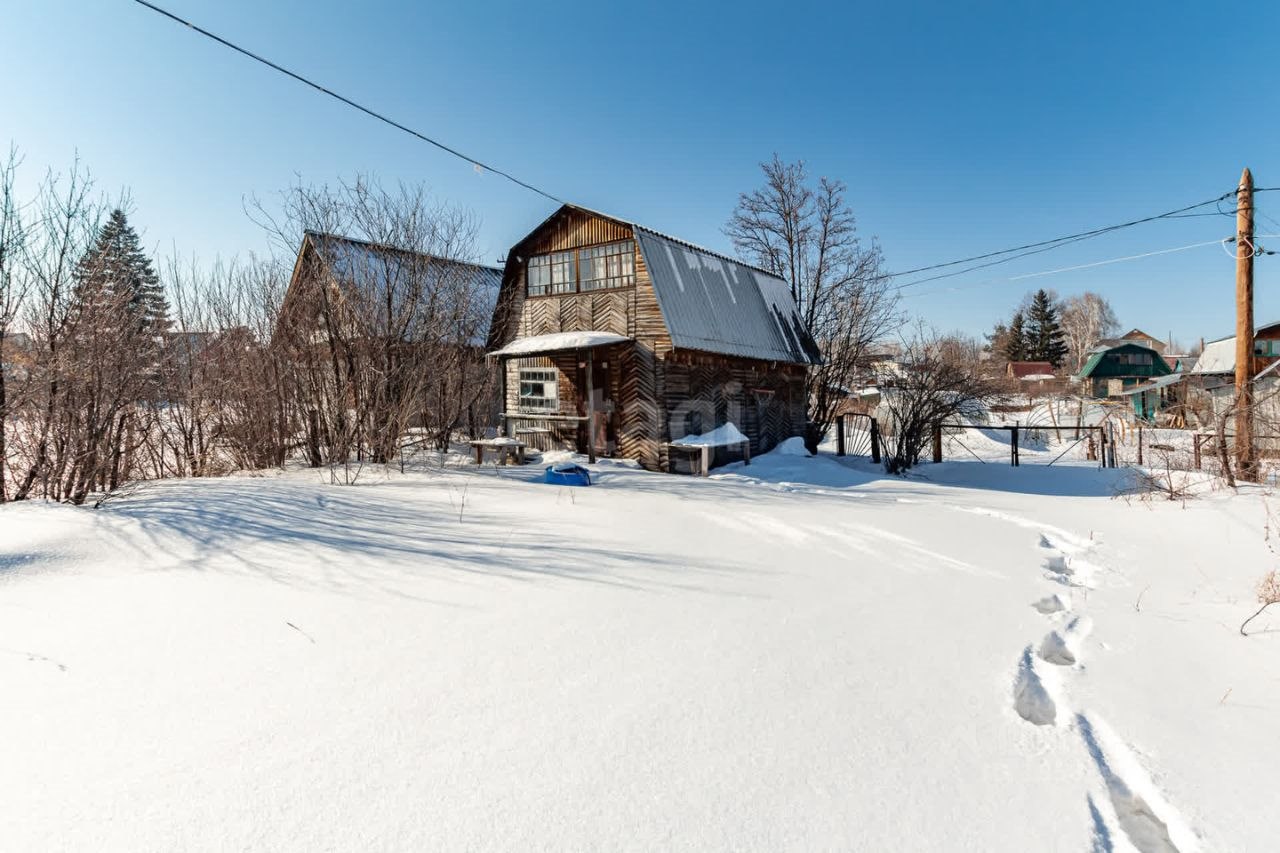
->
[1025,289,1067,367]
[1004,311,1028,361]
[72,208,170,342]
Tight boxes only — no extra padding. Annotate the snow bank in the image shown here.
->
[775,436,812,456]
[1,456,1276,849]
[670,422,748,447]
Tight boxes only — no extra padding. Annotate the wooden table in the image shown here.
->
[666,440,750,476]
[469,439,527,466]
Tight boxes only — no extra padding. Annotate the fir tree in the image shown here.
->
[1025,289,1067,367]
[72,208,170,342]
[1004,311,1028,361]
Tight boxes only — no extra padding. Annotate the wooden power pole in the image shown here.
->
[1235,167,1257,481]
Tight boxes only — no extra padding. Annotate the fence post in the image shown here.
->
[1011,426,1020,467]
[932,422,943,463]
[870,418,882,464]
[1194,434,1202,470]
[1137,425,1143,466]
[836,414,846,457]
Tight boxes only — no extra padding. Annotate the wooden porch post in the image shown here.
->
[585,348,597,464]
[498,356,508,437]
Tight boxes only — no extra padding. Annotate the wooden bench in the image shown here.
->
[469,439,527,466]
[665,439,750,476]
[513,426,553,452]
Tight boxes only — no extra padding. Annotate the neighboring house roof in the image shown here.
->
[1118,328,1167,352]
[1078,341,1173,379]
[1114,373,1187,396]
[1187,321,1280,375]
[293,231,503,346]
[1007,361,1054,378]
[495,204,821,365]
[307,230,504,302]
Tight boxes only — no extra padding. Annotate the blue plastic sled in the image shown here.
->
[544,463,592,486]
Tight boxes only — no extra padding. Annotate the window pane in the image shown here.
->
[579,240,635,291]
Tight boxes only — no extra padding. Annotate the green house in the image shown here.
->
[1077,342,1173,397]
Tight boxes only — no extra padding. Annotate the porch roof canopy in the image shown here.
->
[488,330,629,359]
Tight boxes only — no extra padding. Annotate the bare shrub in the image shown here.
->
[1240,569,1280,636]
[879,327,999,474]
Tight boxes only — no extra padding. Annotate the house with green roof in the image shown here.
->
[1077,341,1173,398]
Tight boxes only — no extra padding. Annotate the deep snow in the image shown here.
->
[1,448,1277,851]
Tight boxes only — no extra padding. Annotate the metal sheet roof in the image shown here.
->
[634,228,821,365]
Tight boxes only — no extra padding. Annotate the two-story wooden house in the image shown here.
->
[486,205,820,471]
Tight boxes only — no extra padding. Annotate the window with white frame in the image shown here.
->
[579,240,635,291]
[518,368,559,412]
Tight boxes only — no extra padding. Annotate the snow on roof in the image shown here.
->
[669,422,749,447]
[1190,337,1236,374]
[1115,373,1186,395]
[1020,374,1056,382]
[488,331,629,357]
[634,228,822,365]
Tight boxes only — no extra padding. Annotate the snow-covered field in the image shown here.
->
[2,447,1277,851]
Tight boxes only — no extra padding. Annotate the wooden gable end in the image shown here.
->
[490,207,671,353]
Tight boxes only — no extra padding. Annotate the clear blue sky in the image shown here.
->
[5,0,1278,346]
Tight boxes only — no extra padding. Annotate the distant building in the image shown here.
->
[1077,341,1173,397]
[1,331,34,382]
[1185,321,1280,428]
[1005,360,1055,380]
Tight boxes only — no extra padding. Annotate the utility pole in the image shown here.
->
[1235,167,1257,481]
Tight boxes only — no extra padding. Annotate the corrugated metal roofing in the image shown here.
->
[633,228,821,365]
[1115,373,1186,395]
[309,231,503,297]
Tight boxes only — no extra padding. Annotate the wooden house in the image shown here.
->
[1005,361,1055,380]
[1077,341,1173,397]
[486,205,821,471]
[1186,321,1280,426]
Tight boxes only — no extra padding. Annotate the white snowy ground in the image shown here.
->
[2,444,1277,851]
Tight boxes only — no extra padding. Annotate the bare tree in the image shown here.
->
[727,155,900,450]
[0,146,29,502]
[257,176,491,476]
[878,327,998,473]
[1060,292,1119,372]
[8,158,103,502]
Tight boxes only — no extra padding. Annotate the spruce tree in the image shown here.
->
[1025,289,1067,367]
[1004,311,1028,361]
[72,208,170,342]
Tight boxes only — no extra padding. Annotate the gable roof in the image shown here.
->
[1006,361,1054,378]
[292,231,503,345]
[633,228,821,364]
[305,230,503,298]
[1078,341,1172,379]
[496,204,821,365]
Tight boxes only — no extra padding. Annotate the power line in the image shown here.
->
[887,190,1235,287]
[901,238,1227,299]
[129,0,564,204]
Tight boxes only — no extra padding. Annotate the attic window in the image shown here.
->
[526,241,635,297]
[528,251,575,297]
[579,240,635,291]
